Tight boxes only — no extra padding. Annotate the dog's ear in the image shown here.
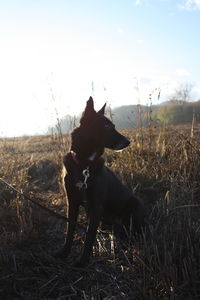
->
[97,103,106,115]
[87,96,95,110]
[80,96,96,124]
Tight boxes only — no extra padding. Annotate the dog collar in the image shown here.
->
[70,150,95,168]
[70,150,81,166]
[70,151,90,190]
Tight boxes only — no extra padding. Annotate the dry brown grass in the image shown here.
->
[0,125,199,299]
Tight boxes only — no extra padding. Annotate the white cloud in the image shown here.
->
[179,0,200,10]
[117,28,124,34]
[190,84,200,99]
[175,68,191,77]
[136,39,145,44]
[133,0,144,5]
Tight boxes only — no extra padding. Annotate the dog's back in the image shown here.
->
[93,165,145,231]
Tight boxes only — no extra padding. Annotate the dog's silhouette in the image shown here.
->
[56,97,146,267]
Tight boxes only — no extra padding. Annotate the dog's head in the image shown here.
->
[80,97,130,151]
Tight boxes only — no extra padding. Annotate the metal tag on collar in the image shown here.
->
[76,167,90,190]
[82,167,90,189]
[83,167,90,178]
[76,181,87,190]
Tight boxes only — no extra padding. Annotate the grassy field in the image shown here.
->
[0,124,199,299]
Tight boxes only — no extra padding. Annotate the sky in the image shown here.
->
[0,0,200,136]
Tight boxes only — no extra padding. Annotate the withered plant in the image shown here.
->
[0,124,199,299]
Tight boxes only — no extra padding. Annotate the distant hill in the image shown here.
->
[47,100,200,134]
[155,100,200,125]
[111,104,158,129]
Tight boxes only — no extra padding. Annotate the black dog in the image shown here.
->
[56,97,146,267]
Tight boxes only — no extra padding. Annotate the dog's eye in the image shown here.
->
[104,124,111,128]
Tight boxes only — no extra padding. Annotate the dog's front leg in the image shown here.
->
[55,176,79,259]
[65,198,79,253]
[74,200,102,267]
[55,198,79,258]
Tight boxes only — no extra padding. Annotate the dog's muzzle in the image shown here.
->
[113,138,130,151]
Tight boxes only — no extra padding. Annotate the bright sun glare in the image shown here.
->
[0,0,200,137]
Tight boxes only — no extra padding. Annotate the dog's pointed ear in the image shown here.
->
[86,96,95,111]
[80,96,96,124]
[98,103,106,115]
